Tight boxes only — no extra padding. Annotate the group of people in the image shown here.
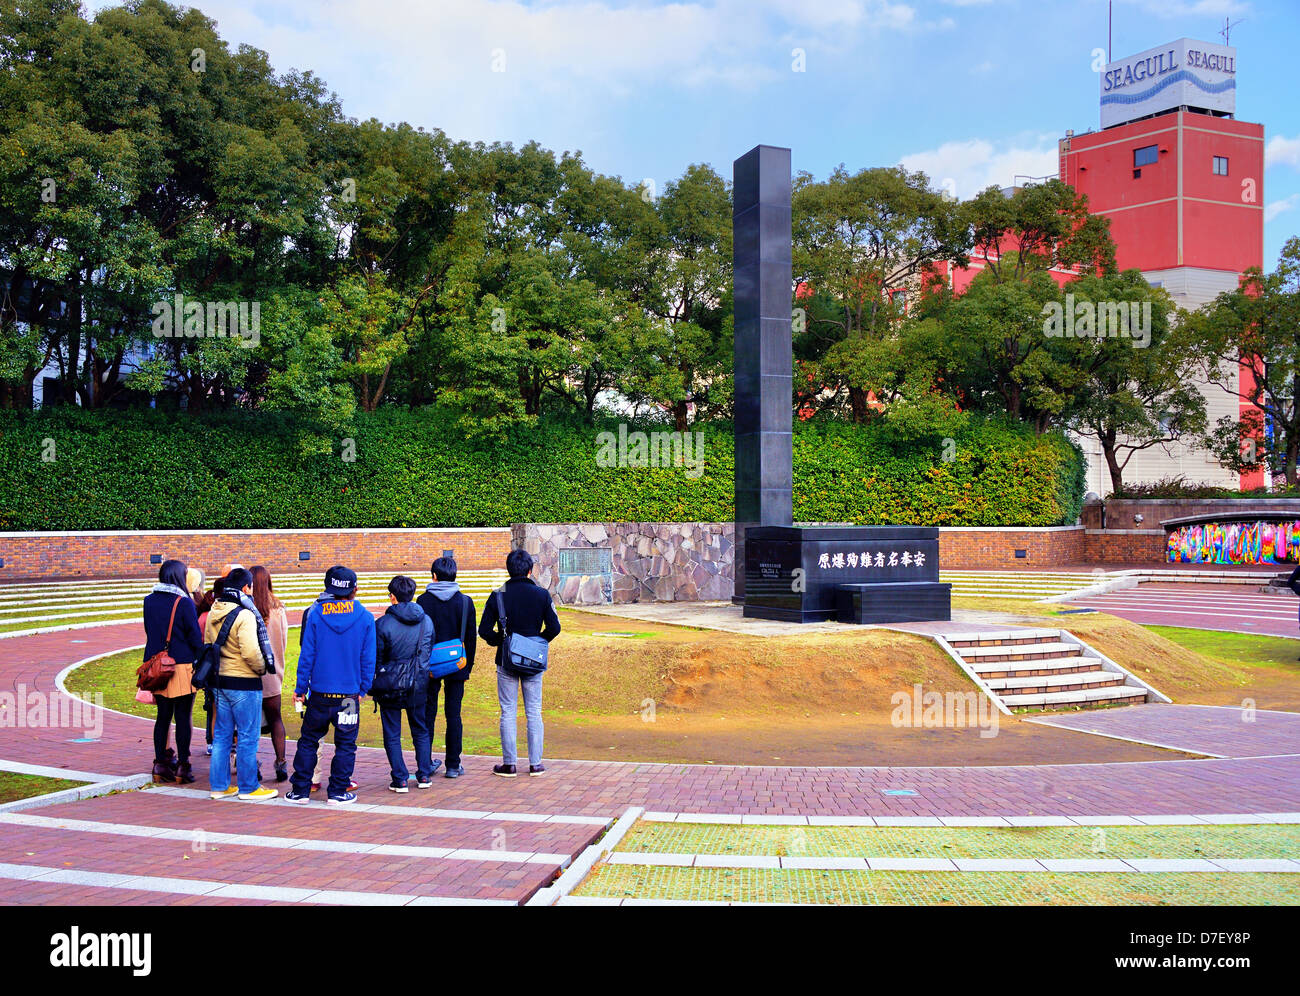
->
[141,548,560,805]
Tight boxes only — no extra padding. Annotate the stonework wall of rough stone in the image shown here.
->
[511,522,735,605]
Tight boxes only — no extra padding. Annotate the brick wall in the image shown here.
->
[1084,529,1168,563]
[0,528,513,581]
[938,526,1088,568]
[2,519,1194,583]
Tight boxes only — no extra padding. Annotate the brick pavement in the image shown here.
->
[2,619,1299,904]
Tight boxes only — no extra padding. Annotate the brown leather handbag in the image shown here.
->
[136,596,182,693]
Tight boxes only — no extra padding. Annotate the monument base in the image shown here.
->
[836,581,952,624]
[742,525,949,624]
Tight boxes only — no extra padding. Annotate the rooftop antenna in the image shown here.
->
[1220,16,1243,45]
[1108,1,1112,63]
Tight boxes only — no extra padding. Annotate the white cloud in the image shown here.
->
[84,0,943,151]
[1266,135,1300,170]
[1264,193,1300,223]
[897,135,1059,200]
[1126,0,1250,16]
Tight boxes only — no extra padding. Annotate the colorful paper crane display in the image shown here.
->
[1166,519,1300,564]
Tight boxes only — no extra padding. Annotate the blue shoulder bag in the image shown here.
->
[428,595,471,679]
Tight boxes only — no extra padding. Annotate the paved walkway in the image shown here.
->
[1067,582,1300,638]
[2,619,1300,904]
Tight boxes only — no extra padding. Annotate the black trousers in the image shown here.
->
[154,693,194,762]
[426,677,467,768]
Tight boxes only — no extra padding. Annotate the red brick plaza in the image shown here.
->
[1,618,1298,905]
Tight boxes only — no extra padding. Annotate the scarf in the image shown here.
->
[151,582,191,600]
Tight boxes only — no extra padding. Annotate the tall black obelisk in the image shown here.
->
[732,145,793,602]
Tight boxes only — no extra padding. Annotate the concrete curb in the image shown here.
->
[0,772,152,813]
[525,805,642,906]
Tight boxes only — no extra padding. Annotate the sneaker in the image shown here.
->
[284,789,310,805]
[429,759,443,776]
[209,786,239,800]
[444,765,464,779]
[492,764,517,778]
[274,761,288,783]
[416,779,433,790]
[311,780,320,792]
[389,780,409,794]
[239,787,279,802]
[529,764,546,776]
[349,780,358,791]
[327,791,357,806]
[205,745,213,757]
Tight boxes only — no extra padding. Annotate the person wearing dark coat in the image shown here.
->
[376,575,435,791]
[416,557,478,778]
[142,559,204,783]
[478,549,560,777]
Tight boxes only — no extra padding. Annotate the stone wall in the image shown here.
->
[511,522,735,605]
[0,528,511,581]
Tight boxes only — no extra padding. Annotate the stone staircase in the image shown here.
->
[940,628,1160,713]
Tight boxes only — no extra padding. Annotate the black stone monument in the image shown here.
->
[731,145,950,624]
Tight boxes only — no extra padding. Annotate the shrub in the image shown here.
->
[0,407,1084,530]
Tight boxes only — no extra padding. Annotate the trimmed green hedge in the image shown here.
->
[0,408,1084,530]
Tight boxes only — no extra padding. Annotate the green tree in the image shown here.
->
[1185,236,1300,485]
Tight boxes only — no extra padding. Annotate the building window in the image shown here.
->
[1133,145,1159,168]
[1213,156,1229,176]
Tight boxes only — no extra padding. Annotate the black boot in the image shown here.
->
[152,748,178,784]
[175,761,196,784]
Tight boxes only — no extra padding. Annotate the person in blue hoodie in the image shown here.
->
[375,575,435,792]
[285,566,376,806]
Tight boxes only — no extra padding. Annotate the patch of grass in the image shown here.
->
[576,865,1300,905]
[616,821,1300,860]
[0,771,87,804]
[1148,626,1300,672]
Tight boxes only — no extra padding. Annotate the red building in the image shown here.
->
[1058,39,1265,491]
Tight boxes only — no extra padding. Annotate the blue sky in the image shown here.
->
[91,0,1300,267]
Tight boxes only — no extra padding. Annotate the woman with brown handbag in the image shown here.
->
[141,559,204,783]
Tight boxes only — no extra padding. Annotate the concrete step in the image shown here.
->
[957,641,1079,662]
[946,629,1062,647]
[983,670,1127,694]
[969,655,1102,678]
[1000,685,1149,711]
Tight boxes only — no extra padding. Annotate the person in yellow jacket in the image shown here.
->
[205,567,279,802]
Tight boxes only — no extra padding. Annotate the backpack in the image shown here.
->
[370,618,427,706]
[428,595,471,680]
[193,605,244,691]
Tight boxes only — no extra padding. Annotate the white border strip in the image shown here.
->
[600,852,1300,873]
[525,806,640,906]
[0,862,515,905]
[636,810,1300,827]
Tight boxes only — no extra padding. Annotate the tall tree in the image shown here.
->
[1185,236,1300,485]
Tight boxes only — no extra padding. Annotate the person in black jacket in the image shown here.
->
[142,559,204,784]
[416,556,477,778]
[478,549,560,777]
[375,575,435,791]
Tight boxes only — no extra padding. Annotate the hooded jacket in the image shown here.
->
[375,601,434,703]
[296,593,376,697]
[204,594,268,691]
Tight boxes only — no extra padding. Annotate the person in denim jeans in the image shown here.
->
[205,568,278,802]
[375,575,435,791]
[478,549,560,777]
